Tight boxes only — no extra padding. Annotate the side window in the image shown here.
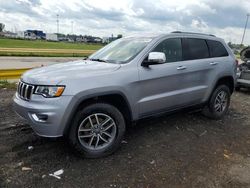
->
[152,38,182,63]
[182,38,209,60]
[207,40,229,57]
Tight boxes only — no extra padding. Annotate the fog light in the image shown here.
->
[31,113,48,122]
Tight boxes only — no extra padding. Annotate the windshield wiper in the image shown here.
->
[89,58,108,63]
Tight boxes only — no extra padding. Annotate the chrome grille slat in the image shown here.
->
[20,83,25,97]
[30,86,35,97]
[24,85,28,99]
[18,82,22,95]
[17,81,34,100]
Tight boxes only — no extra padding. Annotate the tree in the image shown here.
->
[0,23,5,32]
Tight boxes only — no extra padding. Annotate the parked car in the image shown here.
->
[236,47,250,90]
[13,32,237,158]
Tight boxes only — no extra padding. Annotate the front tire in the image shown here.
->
[202,85,231,120]
[68,103,126,158]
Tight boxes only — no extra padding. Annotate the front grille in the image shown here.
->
[17,81,35,100]
[241,71,250,80]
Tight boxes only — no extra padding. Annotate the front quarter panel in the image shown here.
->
[60,64,140,121]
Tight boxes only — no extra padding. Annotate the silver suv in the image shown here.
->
[13,32,237,158]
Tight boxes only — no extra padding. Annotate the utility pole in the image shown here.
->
[71,21,73,34]
[56,14,59,34]
[241,13,250,45]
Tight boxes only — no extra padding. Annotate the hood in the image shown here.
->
[240,47,250,62]
[21,60,121,85]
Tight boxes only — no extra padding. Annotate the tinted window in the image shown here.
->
[207,40,228,57]
[182,38,209,60]
[153,38,182,63]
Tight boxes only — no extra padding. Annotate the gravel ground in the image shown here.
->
[1,89,250,188]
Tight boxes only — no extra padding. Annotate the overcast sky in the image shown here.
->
[0,0,250,44]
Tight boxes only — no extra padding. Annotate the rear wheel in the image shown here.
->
[202,85,231,120]
[68,103,126,158]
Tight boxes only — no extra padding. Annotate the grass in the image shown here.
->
[0,51,90,57]
[0,80,17,89]
[0,38,103,50]
[236,54,241,59]
[0,38,103,57]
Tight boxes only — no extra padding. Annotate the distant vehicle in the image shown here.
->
[13,32,237,158]
[236,47,250,90]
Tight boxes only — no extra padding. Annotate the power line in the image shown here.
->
[241,13,250,45]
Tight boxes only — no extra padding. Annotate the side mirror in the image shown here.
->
[142,52,166,67]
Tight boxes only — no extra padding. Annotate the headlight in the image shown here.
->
[34,86,65,98]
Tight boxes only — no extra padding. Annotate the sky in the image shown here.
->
[0,0,250,44]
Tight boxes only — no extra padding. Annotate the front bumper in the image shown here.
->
[13,92,73,137]
[237,79,250,88]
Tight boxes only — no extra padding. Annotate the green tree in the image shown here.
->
[0,23,5,32]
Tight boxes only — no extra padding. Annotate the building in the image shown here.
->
[24,30,45,39]
[17,31,24,38]
[102,34,122,44]
[46,33,58,41]
[75,35,102,43]
[2,31,17,38]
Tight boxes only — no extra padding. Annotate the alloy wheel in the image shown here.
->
[78,113,117,150]
[214,90,228,114]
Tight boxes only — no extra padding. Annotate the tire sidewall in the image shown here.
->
[69,103,126,158]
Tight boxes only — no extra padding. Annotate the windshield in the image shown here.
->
[89,37,152,64]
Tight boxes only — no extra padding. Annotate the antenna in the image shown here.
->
[71,21,73,34]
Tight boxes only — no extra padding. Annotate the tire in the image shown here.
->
[202,85,231,120]
[68,103,126,158]
[235,86,241,91]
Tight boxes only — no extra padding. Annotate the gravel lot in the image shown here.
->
[1,89,250,188]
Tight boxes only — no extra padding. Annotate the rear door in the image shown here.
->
[180,38,216,103]
[205,39,232,94]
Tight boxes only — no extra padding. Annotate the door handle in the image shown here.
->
[177,66,187,70]
[210,62,218,65]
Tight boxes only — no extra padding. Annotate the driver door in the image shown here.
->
[137,38,200,117]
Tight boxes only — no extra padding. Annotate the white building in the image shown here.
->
[46,33,58,41]
[17,31,24,38]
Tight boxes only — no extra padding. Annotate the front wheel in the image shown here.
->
[68,103,126,158]
[202,85,231,120]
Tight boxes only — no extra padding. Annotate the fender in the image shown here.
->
[62,90,134,136]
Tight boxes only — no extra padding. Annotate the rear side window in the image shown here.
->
[182,38,209,60]
[152,38,182,63]
[206,40,229,57]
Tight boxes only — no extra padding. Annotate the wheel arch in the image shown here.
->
[214,76,235,94]
[63,91,133,136]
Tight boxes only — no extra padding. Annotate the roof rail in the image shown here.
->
[171,31,216,37]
